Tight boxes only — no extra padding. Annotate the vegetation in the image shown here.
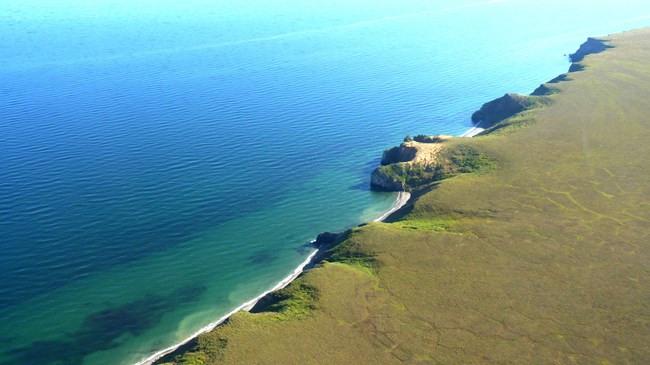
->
[254,281,319,321]
[159,29,650,364]
[471,93,553,127]
[374,141,497,190]
[412,134,451,143]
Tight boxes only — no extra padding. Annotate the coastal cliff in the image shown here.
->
[469,93,552,134]
[533,37,613,95]
[370,40,615,193]
[471,93,531,125]
[468,37,613,130]
[370,135,495,192]
[569,37,612,63]
[155,30,650,365]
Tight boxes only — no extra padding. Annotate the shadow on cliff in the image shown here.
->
[533,37,613,95]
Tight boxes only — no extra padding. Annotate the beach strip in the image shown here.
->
[459,122,484,137]
[138,190,411,365]
[141,124,479,364]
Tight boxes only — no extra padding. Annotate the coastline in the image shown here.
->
[142,121,481,364]
[373,191,411,222]
[141,190,414,365]
[137,249,320,365]
[459,122,485,137]
[139,29,642,359]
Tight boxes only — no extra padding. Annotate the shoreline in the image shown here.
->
[373,191,411,222]
[141,124,477,365]
[459,122,485,137]
[137,248,320,365]
[139,190,413,365]
[135,30,650,363]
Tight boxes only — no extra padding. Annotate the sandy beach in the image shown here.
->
[139,189,412,365]
[139,121,488,365]
[140,121,486,365]
[459,122,485,137]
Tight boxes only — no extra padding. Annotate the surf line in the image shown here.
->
[135,190,410,365]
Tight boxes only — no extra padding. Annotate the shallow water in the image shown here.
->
[1,1,650,364]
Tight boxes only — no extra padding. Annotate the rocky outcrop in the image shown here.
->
[533,37,612,95]
[381,144,417,165]
[413,134,453,143]
[371,137,450,192]
[370,166,407,191]
[371,137,497,192]
[532,74,570,95]
[471,93,529,126]
[570,37,612,63]
[313,232,341,247]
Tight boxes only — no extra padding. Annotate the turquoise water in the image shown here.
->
[2,1,650,364]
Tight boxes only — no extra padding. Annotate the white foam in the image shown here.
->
[374,191,411,222]
[134,191,410,365]
[134,248,319,365]
[460,122,485,137]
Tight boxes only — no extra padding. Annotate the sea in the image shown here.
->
[1,1,649,364]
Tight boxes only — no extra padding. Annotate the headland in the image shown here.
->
[155,29,650,364]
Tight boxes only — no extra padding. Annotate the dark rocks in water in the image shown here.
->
[570,37,612,63]
[248,251,278,265]
[295,245,314,255]
[9,285,207,365]
[314,232,340,247]
[471,93,529,125]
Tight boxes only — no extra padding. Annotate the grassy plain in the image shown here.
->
[162,29,650,364]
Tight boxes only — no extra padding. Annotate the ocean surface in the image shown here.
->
[1,1,650,364]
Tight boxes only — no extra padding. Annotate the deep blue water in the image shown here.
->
[2,1,650,364]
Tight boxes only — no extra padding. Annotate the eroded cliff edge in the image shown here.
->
[370,37,613,193]
[370,135,495,192]
[153,31,650,365]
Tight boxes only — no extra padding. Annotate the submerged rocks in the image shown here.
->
[314,232,341,247]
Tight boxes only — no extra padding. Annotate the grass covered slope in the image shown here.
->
[162,29,650,364]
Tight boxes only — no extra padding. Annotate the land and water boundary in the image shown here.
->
[153,28,650,364]
[141,192,412,365]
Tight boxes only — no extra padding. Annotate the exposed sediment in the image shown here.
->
[370,132,496,192]
[370,137,449,192]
